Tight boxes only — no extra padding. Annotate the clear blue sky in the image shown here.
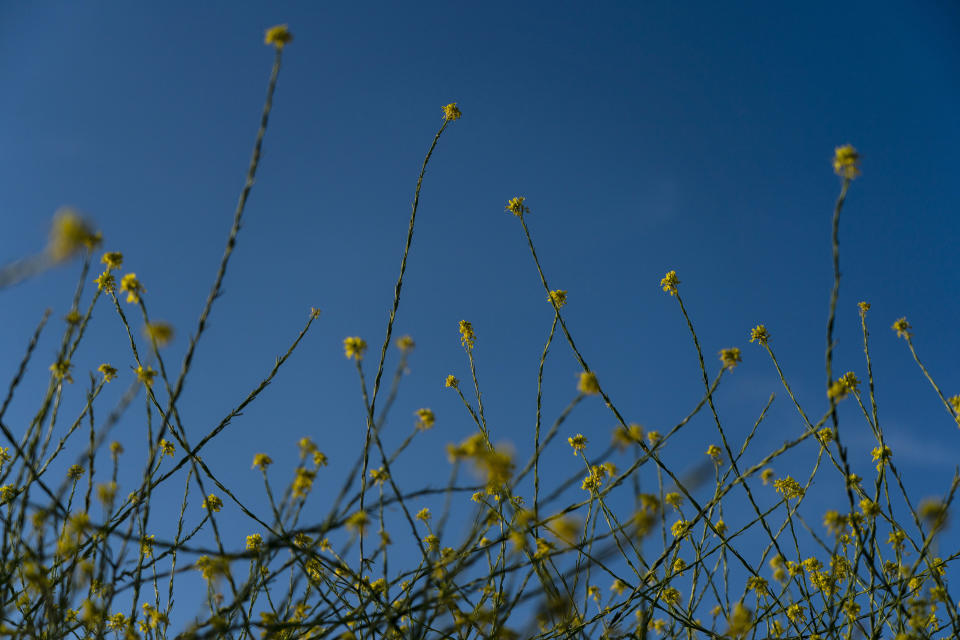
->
[2,1,958,632]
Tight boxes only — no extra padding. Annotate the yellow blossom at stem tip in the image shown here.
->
[48,208,101,263]
[506,196,529,217]
[343,336,367,360]
[442,103,461,121]
[264,24,293,48]
[833,144,861,179]
[660,270,680,296]
[120,273,145,304]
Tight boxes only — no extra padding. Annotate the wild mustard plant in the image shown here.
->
[0,25,956,640]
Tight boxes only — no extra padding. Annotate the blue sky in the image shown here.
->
[2,1,959,633]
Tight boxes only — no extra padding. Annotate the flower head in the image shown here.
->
[506,197,529,217]
[120,273,145,304]
[202,494,223,513]
[144,322,174,347]
[246,534,263,551]
[833,144,861,179]
[396,335,415,352]
[719,348,742,371]
[445,374,459,389]
[100,252,123,270]
[135,365,156,388]
[660,270,680,296]
[343,336,367,360]
[706,444,722,463]
[548,290,567,309]
[773,476,805,500]
[252,453,273,471]
[892,317,912,339]
[871,445,892,472]
[568,434,588,456]
[415,408,435,430]
[749,325,769,345]
[458,320,475,350]
[264,24,293,48]
[346,510,370,536]
[48,208,101,263]
[94,271,115,292]
[98,363,117,382]
[442,103,461,121]
[50,359,73,384]
[858,301,871,317]
[577,371,600,395]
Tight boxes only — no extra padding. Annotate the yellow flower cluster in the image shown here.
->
[505,196,530,217]
[442,103,462,121]
[264,24,293,48]
[343,336,367,360]
[833,144,861,179]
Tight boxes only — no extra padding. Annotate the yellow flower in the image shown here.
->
[346,510,370,535]
[665,492,683,509]
[612,423,643,449]
[135,365,156,387]
[264,24,293,48]
[458,320,475,350]
[548,290,567,308]
[100,252,123,270]
[416,507,431,522]
[98,363,117,382]
[833,144,861,179]
[892,317,912,339]
[858,301,871,317]
[578,371,600,395]
[343,336,367,360]
[120,273,145,304]
[444,374,459,388]
[505,196,529,217]
[719,348,741,370]
[202,494,223,513]
[144,322,174,347]
[660,270,680,296]
[292,468,317,498]
[68,464,85,480]
[313,450,328,467]
[50,359,73,383]
[442,103,461,121]
[298,436,318,458]
[871,445,892,472]
[246,534,263,551]
[396,335,415,352]
[415,408,435,430]
[761,468,774,485]
[671,519,690,538]
[110,441,123,456]
[828,371,860,401]
[568,434,587,456]
[749,325,769,345]
[94,271,115,292]
[252,453,273,470]
[773,476,804,500]
[369,467,389,485]
[706,444,722,462]
[159,439,175,457]
[48,208,101,262]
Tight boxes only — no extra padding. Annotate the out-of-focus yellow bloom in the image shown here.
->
[48,208,101,263]
[578,371,600,395]
[144,322,174,347]
[120,273,145,304]
[252,453,273,470]
[98,363,117,382]
[833,144,860,179]
[343,336,367,360]
[264,24,293,48]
